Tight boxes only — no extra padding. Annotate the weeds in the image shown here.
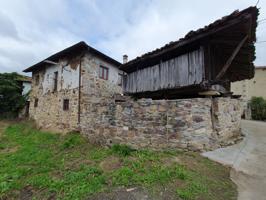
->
[111,144,135,156]
[176,182,208,200]
[61,133,84,149]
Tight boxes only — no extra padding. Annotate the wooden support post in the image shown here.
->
[215,35,249,80]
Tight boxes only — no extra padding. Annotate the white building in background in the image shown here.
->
[17,75,32,96]
[231,66,266,119]
[17,75,32,117]
[231,66,266,100]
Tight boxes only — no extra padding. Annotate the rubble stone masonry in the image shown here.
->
[80,96,241,151]
[29,52,242,152]
[29,52,122,133]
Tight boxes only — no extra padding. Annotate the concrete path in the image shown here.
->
[202,120,266,200]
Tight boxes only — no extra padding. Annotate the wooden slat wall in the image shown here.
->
[124,48,204,93]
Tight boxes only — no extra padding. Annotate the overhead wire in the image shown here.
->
[256,0,260,7]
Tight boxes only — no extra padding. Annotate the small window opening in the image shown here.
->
[34,98,38,107]
[99,66,109,80]
[63,99,69,111]
[54,71,58,92]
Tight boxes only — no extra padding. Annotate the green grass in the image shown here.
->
[111,144,135,156]
[176,182,208,200]
[0,121,237,200]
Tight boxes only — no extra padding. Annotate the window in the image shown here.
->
[54,71,58,92]
[99,66,109,80]
[63,99,69,111]
[34,98,38,107]
[118,73,123,86]
[35,74,39,85]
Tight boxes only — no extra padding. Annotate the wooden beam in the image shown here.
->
[215,35,249,80]
[210,39,247,45]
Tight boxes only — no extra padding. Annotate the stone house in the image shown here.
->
[23,42,122,132]
[23,6,258,151]
[77,6,257,151]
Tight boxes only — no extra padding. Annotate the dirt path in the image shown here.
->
[202,120,266,200]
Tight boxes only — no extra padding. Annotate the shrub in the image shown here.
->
[249,97,266,121]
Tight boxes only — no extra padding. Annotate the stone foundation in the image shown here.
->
[80,97,241,151]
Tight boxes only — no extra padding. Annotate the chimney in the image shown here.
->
[123,55,128,64]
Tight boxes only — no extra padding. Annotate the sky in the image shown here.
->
[0,0,265,74]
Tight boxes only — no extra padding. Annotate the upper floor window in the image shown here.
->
[118,73,123,86]
[53,71,58,92]
[35,74,39,86]
[99,66,109,80]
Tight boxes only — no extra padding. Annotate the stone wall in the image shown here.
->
[30,88,79,132]
[212,98,242,142]
[80,97,242,151]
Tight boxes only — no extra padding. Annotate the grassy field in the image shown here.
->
[0,121,237,200]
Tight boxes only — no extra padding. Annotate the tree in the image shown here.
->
[0,72,28,118]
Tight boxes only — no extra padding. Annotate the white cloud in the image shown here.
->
[0,0,82,73]
[0,0,265,74]
[96,0,266,66]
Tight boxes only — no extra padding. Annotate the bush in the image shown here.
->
[249,97,266,121]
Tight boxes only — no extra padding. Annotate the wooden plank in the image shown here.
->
[124,49,204,93]
[215,35,248,80]
[177,54,188,87]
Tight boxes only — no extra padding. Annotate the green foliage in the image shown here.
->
[0,72,27,118]
[111,144,135,156]
[249,97,266,120]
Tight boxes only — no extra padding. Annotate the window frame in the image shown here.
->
[63,99,69,111]
[99,66,109,80]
